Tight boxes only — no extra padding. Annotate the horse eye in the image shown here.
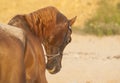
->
[66,37,71,43]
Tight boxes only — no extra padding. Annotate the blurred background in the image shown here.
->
[0,0,98,27]
[0,0,119,36]
[1,0,120,36]
[1,0,120,83]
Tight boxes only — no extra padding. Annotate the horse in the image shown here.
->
[8,6,76,82]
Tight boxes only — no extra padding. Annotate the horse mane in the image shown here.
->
[8,6,68,41]
[24,6,68,36]
[31,6,67,24]
[32,6,57,25]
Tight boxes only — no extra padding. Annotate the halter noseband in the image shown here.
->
[41,44,60,60]
[41,26,71,60]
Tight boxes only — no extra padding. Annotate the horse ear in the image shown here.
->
[69,16,77,26]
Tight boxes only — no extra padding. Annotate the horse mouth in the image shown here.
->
[47,66,56,74]
[47,66,61,74]
[46,54,62,74]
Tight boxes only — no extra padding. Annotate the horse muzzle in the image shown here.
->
[47,65,61,74]
[46,57,62,74]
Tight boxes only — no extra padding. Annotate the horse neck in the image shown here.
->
[8,15,43,41]
[25,13,45,42]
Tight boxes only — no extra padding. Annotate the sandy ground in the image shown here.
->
[46,34,120,83]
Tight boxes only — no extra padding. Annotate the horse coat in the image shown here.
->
[0,23,26,83]
[0,23,47,83]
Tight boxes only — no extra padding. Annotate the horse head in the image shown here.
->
[25,6,77,74]
[43,16,76,74]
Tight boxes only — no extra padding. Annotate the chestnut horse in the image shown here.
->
[8,6,76,82]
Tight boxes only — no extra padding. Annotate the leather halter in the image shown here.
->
[41,26,71,60]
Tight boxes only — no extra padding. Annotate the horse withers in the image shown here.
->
[8,6,76,82]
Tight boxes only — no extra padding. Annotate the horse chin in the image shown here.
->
[47,66,61,74]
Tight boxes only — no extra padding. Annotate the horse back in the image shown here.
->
[0,24,26,83]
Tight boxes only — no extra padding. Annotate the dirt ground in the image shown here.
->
[46,34,120,83]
